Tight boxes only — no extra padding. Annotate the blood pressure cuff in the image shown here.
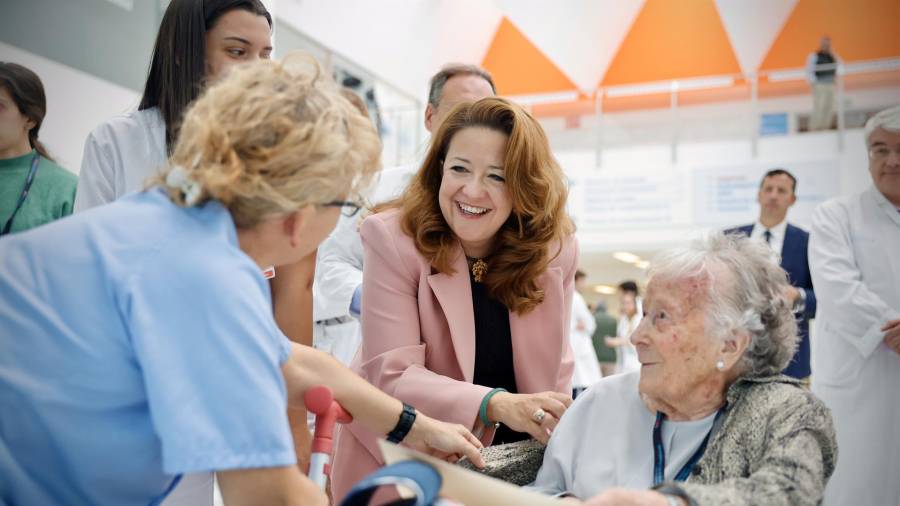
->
[340,460,442,506]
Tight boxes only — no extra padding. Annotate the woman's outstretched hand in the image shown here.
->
[403,413,486,468]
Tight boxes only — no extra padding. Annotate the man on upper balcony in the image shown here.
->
[806,35,840,131]
[726,169,816,384]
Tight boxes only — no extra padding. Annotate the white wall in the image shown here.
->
[2,42,141,172]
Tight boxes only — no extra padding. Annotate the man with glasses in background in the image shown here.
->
[808,105,900,506]
[312,64,495,366]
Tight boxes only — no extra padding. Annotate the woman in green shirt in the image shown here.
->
[0,62,76,236]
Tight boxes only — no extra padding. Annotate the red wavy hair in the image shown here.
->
[378,97,573,314]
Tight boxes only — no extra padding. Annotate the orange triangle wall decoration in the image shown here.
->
[601,0,742,86]
[481,17,578,95]
[760,0,900,70]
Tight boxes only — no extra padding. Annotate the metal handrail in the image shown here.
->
[375,56,900,167]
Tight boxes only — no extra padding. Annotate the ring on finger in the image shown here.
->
[532,408,546,423]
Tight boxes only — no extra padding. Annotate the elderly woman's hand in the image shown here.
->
[487,391,572,444]
[582,489,681,506]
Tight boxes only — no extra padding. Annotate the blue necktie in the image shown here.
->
[763,229,772,244]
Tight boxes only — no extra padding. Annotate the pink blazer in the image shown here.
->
[331,209,577,500]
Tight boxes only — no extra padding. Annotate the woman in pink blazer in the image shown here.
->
[332,97,578,500]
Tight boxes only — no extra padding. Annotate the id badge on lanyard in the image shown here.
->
[652,407,725,485]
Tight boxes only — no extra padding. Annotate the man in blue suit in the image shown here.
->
[726,169,817,381]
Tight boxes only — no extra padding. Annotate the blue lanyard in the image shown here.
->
[652,408,724,485]
[1,152,41,236]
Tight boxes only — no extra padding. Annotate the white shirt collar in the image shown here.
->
[753,218,787,239]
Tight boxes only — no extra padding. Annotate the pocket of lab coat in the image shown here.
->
[812,321,866,387]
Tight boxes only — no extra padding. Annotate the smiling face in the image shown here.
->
[437,126,513,258]
[204,9,273,83]
[632,275,725,409]
[868,127,900,206]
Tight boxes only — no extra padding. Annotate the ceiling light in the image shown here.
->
[594,285,616,295]
[613,252,641,264]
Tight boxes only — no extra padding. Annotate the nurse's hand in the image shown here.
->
[487,391,573,444]
[404,414,486,468]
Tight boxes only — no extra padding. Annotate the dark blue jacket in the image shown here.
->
[724,224,817,378]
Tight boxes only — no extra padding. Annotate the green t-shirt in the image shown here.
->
[591,310,618,363]
[0,150,77,235]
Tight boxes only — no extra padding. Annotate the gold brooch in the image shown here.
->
[471,258,488,283]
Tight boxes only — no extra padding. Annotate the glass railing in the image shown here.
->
[345,57,900,168]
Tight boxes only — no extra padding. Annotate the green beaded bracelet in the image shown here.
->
[479,387,507,427]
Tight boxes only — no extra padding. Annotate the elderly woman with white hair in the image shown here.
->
[530,233,837,506]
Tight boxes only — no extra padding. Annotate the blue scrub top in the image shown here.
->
[0,188,296,505]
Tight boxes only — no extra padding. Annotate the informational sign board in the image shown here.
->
[565,160,838,235]
[692,160,840,230]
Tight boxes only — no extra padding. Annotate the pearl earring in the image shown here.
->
[716,360,725,371]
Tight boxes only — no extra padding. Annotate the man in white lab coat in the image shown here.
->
[809,105,900,506]
[312,64,495,365]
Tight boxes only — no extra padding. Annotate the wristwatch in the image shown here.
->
[386,402,416,444]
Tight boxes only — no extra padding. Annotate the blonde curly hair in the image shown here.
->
[153,52,382,228]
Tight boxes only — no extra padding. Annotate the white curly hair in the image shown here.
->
[648,232,799,377]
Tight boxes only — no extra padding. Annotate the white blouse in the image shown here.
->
[75,107,167,212]
[530,373,717,499]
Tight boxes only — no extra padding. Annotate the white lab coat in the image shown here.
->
[570,291,602,388]
[312,161,419,362]
[75,108,167,211]
[809,186,900,506]
[616,310,643,375]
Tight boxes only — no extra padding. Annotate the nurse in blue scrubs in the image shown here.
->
[0,55,483,506]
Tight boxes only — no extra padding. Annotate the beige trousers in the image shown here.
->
[809,82,835,131]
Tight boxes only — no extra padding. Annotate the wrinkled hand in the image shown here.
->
[583,489,677,506]
[883,319,900,354]
[488,391,572,444]
[403,413,485,468]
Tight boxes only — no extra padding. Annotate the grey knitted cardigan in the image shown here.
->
[459,375,837,506]
[663,375,837,506]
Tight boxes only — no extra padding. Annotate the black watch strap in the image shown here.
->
[386,402,417,444]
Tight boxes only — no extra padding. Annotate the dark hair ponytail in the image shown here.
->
[0,62,53,161]
[139,0,272,153]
